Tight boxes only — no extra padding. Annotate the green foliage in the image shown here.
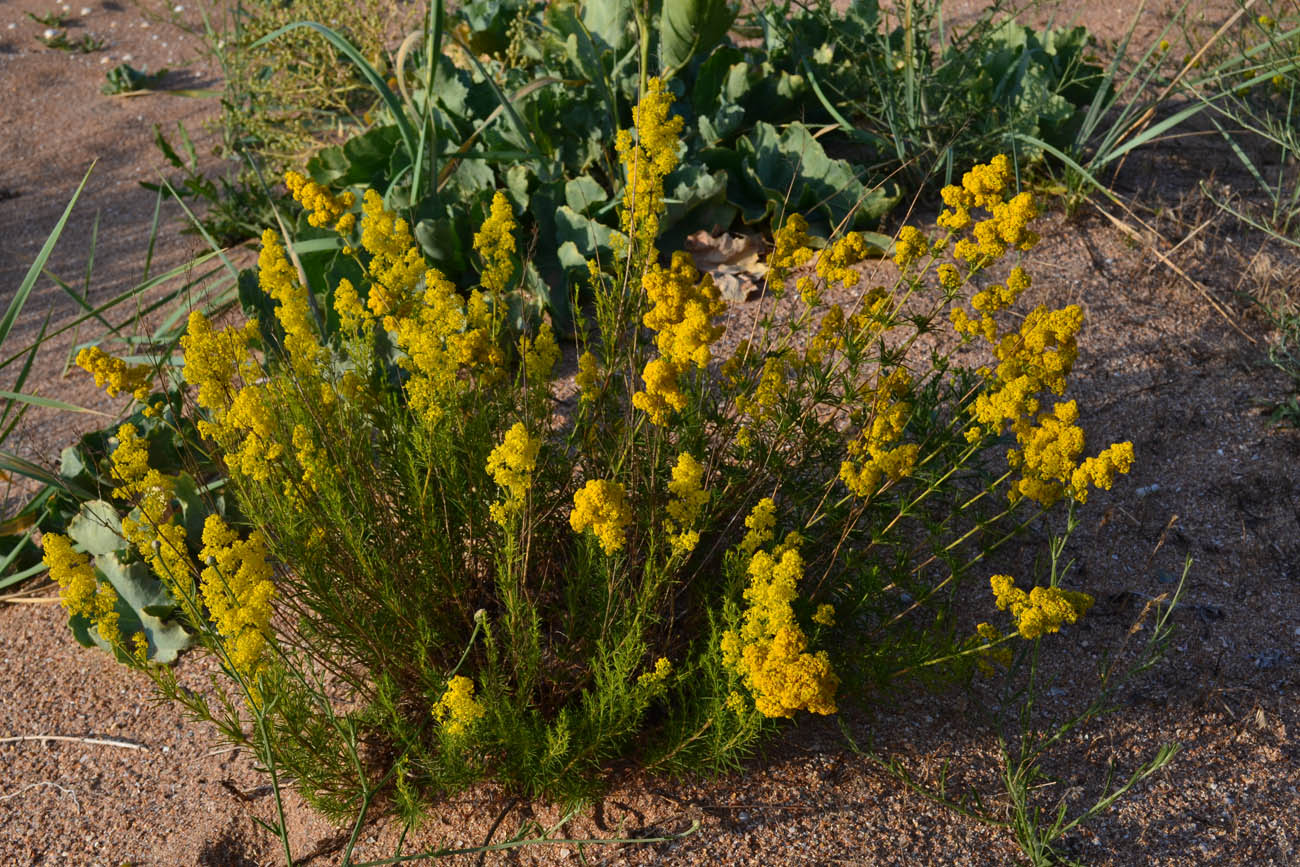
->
[144,123,280,248]
[184,0,1109,330]
[660,0,737,77]
[778,0,1108,189]
[53,110,1139,832]
[102,64,169,96]
[202,0,416,168]
[37,29,106,53]
[66,499,193,664]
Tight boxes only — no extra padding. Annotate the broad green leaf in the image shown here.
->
[67,500,126,557]
[565,176,609,215]
[661,0,737,78]
[582,0,635,51]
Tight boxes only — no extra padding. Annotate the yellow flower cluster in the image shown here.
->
[570,478,632,555]
[720,547,839,718]
[734,355,789,426]
[575,350,600,399]
[486,422,541,526]
[839,370,919,497]
[198,514,275,682]
[107,423,192,588]
[284,170,356,232]
[893,225,930,271]
[968,302,1132,504]
[520,321,559,383]
[290,424,332,495]
[344,191,521,427]
[180,311,260,418]
[815,232,872,293]
[180,310,282,482]
[259,228,324,375]
[1069,442,1136,504]
[615,76,683,256]
[940,159,1135,506]
[643,252,725,369]
[633,251,725,426]
[432,675,485,737]
[768,213,815,285]
[636,656,673,690]
[938,155,1039,269]
[474,191,518,296]
[42,533,98,620]
[391,267,471,428]
[664,452,708,555]
[359,189,426,324]
[75,346,151,402]
[43,528,126,648]
[90,581,122,647]
[740,497,776,555]
[633,357,687,426]
[990,574,1093,640]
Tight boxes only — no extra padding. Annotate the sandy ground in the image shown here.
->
[1,0,1298,865]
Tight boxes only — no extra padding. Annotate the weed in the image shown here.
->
[41,72,1135,827]
[37,29,106,53]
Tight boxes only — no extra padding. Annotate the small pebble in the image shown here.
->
[81,6,92,14]
[43,28,58,39]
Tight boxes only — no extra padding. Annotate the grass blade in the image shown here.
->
[253,21,418,167]
[1,164,94,348]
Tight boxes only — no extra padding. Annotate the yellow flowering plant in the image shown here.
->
[40,79,1138,822]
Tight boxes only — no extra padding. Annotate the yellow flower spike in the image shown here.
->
[258,229,324,376]
[333,278,366,332]
[284,170,355,231]
[570,478,632,555]
[893,225,930,270]
[42,534,98,620]
[92,581,122,647]
[642,251,726,369]
[520,320,560,383]
[575,350,600,399]
[432,675,486,737]
[360,190,424,317]
[131,631,150,664]
[486,422,541,527]
[615,77,684,259]
[199,514,276,682]
[665,452,708,555]
[724,691,747,714]
[721,547,838,718]
[740,498,777,555]
[76,346,151,402]
[632,357,687,426]
[180,311,260,419]
[990,574,1093,640]
[1069,441,1136,504]
[637,657,673,689]
[817,231,872,288]
[768,213,816,285]
[474,191,518,297]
